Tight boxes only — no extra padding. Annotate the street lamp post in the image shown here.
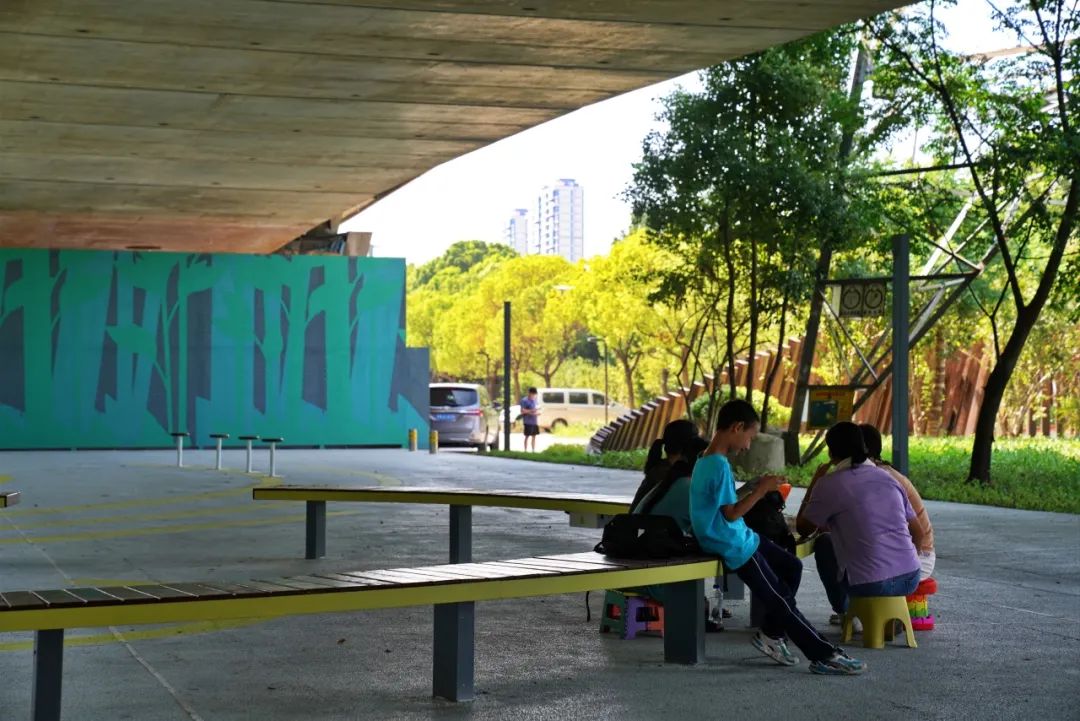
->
[588,336,609,424]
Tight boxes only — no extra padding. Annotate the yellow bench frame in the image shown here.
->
[1,553,719,721]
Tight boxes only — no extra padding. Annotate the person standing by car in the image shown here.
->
[520,387,540,451]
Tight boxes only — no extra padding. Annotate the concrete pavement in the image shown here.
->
[0,448,1077,720]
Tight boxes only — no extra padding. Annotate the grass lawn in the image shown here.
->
[486,436,1080,514]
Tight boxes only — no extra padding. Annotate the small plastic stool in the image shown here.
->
[598,590,664,640]
[842,596,917,649]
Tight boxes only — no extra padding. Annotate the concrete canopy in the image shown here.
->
[1,0,905,253]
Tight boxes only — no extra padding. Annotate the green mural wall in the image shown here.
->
[0,250,429,449]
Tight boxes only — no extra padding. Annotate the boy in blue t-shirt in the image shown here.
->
[690,400,866,676]
[519,387,540,452]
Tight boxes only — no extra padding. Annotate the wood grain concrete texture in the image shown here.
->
[0,0,908,252]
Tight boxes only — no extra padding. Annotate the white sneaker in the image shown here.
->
[843,615,863,635]
[751,631,800,666]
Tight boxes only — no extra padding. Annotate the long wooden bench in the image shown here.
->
[253,485,630,559]
[0,552,718,721]
[2,491,21,508]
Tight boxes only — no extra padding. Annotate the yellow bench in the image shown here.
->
[253,485,631,559]
[0,552,719,721]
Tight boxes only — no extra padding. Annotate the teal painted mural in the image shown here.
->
[0,249,429,449]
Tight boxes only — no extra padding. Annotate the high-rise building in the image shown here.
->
[532,179,584,262]
[503,208,529,255]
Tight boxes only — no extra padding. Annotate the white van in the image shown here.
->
[512,388,629,431]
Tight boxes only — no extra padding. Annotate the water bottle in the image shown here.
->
[709,576,724,627]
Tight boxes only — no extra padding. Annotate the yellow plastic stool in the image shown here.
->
[842,596,918,649]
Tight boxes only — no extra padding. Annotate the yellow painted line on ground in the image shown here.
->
[0,509,359,545]
[8,475,282,516]
[301,466,402,486]
[0,618,265,652]
[0,474,12,485]
[69,579,157,587]
[2,502,280,531]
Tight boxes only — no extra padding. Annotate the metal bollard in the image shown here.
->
[408,428,418,452]
[239,435,259,473]
[210,433,229,470]
[263,437,283,477]
[170,432,189,467]
[429,430,438,454]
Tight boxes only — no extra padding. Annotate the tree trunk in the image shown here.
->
[784,246,831,462]
[969,176,1078,484]
[761,279,792,431]
[746,236,758,401]
[722,233,737,400]
[620,354,636,409]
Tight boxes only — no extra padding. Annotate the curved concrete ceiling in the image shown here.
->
[0,0,905,253]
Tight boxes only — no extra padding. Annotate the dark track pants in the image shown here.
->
[733,536,839,663]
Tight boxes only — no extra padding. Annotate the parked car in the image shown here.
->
[429,383,501,450]
[510,388,629,432]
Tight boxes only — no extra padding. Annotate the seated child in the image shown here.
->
[797,422,922,621]
[691,400,866,676]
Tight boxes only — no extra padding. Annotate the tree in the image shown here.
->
[626,29,878,432]
[576,232,664,409]
[868,0,1079,483]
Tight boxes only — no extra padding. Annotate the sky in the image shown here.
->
[341,0,1011,265]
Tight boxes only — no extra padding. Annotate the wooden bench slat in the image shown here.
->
[1,591,49,609]
[33,590,86,608]
[201,582,277,597]
[284,575,366,589]
[161,583,240,600]
[339,570,446,586]
[251,577,334,592]
[66,588,132,604]
[96,586,157,601]
[496,558,630,573]
[381,567,493,583]
[311,573,393,587]
[404,563,556,581]
[240,580,311,594]
[318,572,395,586]
[140,585,200,600]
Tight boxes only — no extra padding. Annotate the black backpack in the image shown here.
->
[594,461,700,559]
[743,490,797,555]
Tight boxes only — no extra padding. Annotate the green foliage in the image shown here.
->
[688,389,792,432]
[410,240,517,290]
[487,437,1080,513]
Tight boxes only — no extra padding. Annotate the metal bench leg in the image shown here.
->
[305,501,326,559]
[433,505,474,701]
[726,573,746,600]
[663,579,705,665]
[33,629,64,721]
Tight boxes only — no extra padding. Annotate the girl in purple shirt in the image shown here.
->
[798,422,921,615]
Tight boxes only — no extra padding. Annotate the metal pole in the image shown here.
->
[215,437,223,470]
[892,234,910,476]
[433,505,474,701]
[33,629,64,721]
[269,441,278,477]
[602,339,609,424]
[246,441,253,473]
[503,301,511,451]
[175,435,183,467]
